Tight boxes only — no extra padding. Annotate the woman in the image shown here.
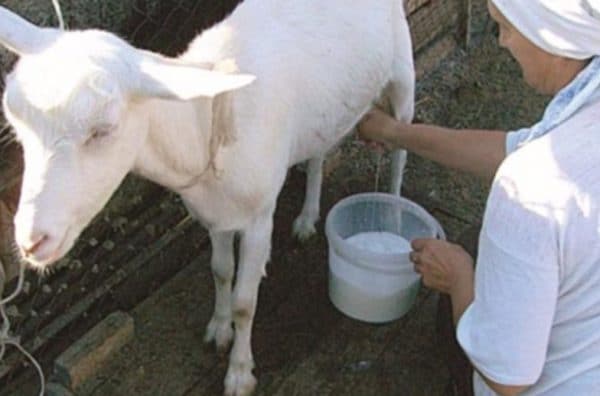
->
[358,1,600,395]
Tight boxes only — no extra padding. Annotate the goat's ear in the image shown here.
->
[135,52,256,100]
[0,6,59,55]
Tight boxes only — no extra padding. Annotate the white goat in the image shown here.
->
[0,1,414,394]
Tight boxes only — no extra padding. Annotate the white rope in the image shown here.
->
[51,0,65,30]
[0,262,45,396]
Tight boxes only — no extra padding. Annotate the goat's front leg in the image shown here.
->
[224,213,273,396]
[293,156,324,240]
[205,230,236,352]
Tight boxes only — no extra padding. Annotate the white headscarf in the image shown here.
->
[494,0,600,154]
[491,0,600,59]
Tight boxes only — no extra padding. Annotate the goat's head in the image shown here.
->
[0,6,254,270]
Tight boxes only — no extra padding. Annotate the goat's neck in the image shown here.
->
[132,98,213,192]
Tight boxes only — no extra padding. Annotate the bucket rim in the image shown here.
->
[325,192,446,274]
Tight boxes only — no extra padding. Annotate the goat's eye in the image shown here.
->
[85,125,113,145]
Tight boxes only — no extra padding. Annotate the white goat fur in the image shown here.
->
[0,1,415,395]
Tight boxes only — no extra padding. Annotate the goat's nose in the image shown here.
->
[20,232,49,258]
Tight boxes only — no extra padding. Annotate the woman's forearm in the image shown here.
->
[387,124,507,181]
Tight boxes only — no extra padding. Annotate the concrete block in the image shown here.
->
[54,311,134,390]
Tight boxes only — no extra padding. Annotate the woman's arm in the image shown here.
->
[357,109,506,181]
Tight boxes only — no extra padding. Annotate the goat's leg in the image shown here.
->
[224,213,273,396]
[387,76,415,195]
[389,77,414,195]
[389,15,416,196]
[205,230,236,352]
[292,156,324,240]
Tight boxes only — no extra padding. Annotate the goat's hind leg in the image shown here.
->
[292,156,324,241]
[389,15,416,196]
[387,74,415,195]
[388,82,413,195]
[205,230,236,352]
[224,212,273,396]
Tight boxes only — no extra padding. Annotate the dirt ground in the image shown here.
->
[9,33,548,396]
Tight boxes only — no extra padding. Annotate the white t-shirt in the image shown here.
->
[457,100,600,395]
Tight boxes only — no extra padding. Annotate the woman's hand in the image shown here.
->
[410,238,474,295]
[356,108,399,150]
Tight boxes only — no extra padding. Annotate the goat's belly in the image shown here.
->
[289,123,355,165]
[288,87,384,165]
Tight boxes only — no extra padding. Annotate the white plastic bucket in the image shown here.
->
[325,193,446,323]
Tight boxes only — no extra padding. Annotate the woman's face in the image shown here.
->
[487,1,558,93]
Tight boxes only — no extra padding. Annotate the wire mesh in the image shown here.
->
[125,0,242,55]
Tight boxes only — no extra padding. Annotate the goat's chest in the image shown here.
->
[177,173,274,232]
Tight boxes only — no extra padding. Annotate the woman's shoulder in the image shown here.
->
[495,101,600,208]
[501,100,600,178]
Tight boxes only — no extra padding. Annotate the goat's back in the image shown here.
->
[182,0,408,164]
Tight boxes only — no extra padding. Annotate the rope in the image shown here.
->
[51,0,66,30]
[0,262,45,396]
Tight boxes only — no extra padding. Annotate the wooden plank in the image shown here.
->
[415,34,459,79]
[0,216,198,384]
[54,311,134,390]
[410,0,461,53]
[0,199,19,289]
[75,253,218,396]
[456,0,473,47]
[407,0,431,14]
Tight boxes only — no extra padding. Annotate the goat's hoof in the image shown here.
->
[204,317,234,352]
[224,361,256,396]
[292,216,317,241]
